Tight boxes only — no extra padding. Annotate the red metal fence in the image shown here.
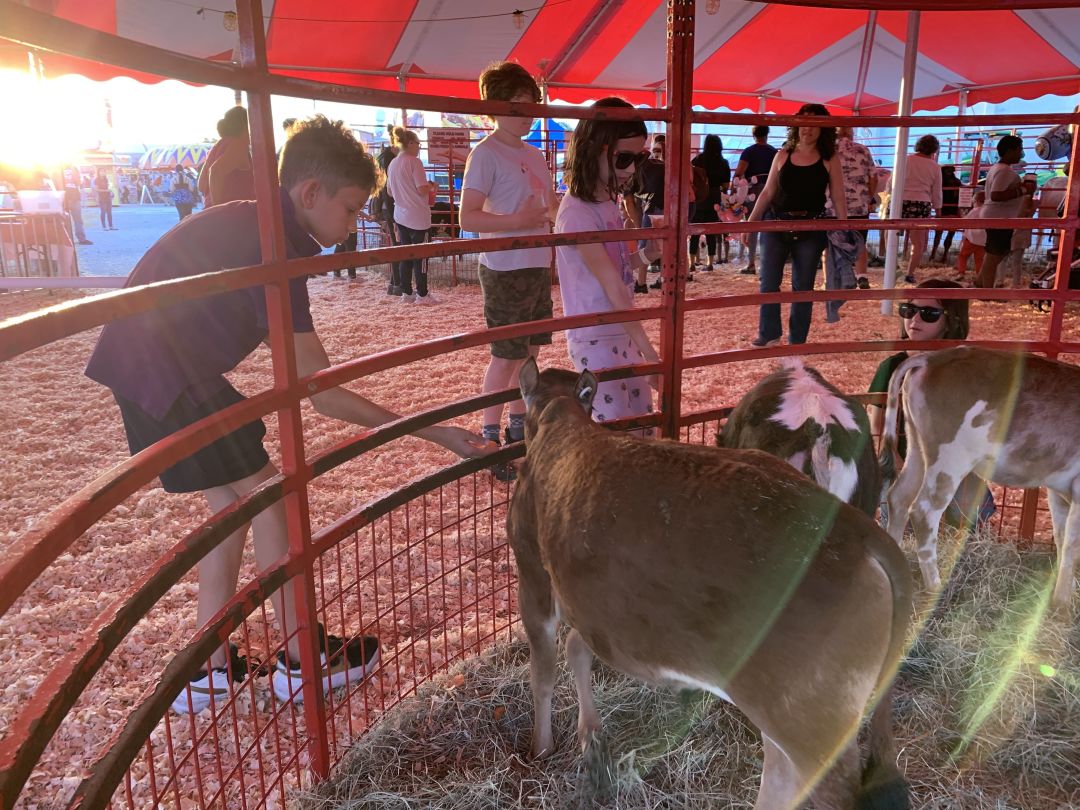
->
[1,1,1079,808]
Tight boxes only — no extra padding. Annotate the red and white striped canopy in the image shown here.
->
[4,1,1080,113]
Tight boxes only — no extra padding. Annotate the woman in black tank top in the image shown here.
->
[747,103,848,347]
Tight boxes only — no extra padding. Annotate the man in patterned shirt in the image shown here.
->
[824,127,876,320]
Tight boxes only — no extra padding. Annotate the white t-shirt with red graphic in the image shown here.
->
[462,134,553,270]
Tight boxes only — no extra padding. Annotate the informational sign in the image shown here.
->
[958,186,974,209]
[427,128,471,165]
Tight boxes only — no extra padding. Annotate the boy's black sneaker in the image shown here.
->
[273,633,379,703]
[171,643,254,715]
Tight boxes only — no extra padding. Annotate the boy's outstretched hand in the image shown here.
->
[428,426,500,459]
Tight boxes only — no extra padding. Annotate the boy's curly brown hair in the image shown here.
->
[478,61,541,103]
[278,114,381,196]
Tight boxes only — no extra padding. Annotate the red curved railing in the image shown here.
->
[1,1,1079,807]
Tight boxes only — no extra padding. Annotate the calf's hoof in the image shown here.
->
[918,563,942,593]
[530,738,555,761]
[581,730,616,796]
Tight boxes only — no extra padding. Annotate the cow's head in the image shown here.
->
[519,358,598,439]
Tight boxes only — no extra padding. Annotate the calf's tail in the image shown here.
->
[877,356,925,487]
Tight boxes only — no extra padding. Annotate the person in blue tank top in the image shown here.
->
[747,103,847,347]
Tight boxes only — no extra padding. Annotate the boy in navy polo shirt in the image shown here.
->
[86,116,491,714]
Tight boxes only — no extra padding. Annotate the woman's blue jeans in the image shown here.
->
[758,221,826,345]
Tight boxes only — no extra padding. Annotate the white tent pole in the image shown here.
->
[955,88,968,162]
[882,10,920,314]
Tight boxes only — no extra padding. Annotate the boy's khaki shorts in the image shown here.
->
[479,264,553,359]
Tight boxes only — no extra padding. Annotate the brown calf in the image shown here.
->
[509,359,912,809]
[881,346,1080,608]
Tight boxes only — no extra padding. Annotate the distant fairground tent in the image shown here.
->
[138,144,211,170]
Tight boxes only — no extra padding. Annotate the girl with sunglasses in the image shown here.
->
[555,97,661,434]
[868,279,994,531]
[747,103,847,347]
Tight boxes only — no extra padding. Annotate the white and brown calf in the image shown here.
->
[720,360,881,517]
[881,345,1080,608]
[509,359,912,810]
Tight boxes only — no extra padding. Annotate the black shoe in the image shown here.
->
[171,643,256,715]
[272,633,379,703]
[904,274,917,284]
[490,462,516,482]
[739,265,756,275]
[650,278,663,290]
[485,432,518,482]
[857,276,871,289]
[751,336,781,348]
[634,282,649,294]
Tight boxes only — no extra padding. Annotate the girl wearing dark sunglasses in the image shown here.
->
[554,97,662,435]
[867,279,992,531]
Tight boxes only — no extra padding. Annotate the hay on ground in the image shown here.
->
[297,533,1079,810]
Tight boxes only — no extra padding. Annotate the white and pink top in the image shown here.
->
[554,193,634,343]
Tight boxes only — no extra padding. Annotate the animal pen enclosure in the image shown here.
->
[1,0,1079,808]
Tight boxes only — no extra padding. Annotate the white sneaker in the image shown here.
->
[414,293,439,305]
[171,644,251,715]
[272,634,380,703]
[399,293,416,303]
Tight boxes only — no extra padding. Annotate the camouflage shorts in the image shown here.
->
[479,264,554,359]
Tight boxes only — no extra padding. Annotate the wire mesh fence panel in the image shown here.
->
[95,470,516,809]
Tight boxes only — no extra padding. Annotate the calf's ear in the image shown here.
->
[519,357,541,401]
[575,371,599,411]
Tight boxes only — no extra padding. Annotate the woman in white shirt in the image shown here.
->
[899,134,943,284]
[386,127,435,303]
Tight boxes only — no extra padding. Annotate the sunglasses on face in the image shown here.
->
[897,302,944,323]
[614,150,650,170]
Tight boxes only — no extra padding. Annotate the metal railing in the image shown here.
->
[1,1,1079,808]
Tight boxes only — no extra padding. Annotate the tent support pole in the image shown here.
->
[882,9,920,314]
[955,88,968,161]
[660,0,693,439]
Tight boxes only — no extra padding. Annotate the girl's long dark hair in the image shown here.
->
[564,97,648,203]
[784,103,836,160]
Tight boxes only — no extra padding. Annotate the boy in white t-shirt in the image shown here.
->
[460,61,556,481]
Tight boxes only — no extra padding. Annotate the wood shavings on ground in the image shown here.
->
[1,261,1077,808]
